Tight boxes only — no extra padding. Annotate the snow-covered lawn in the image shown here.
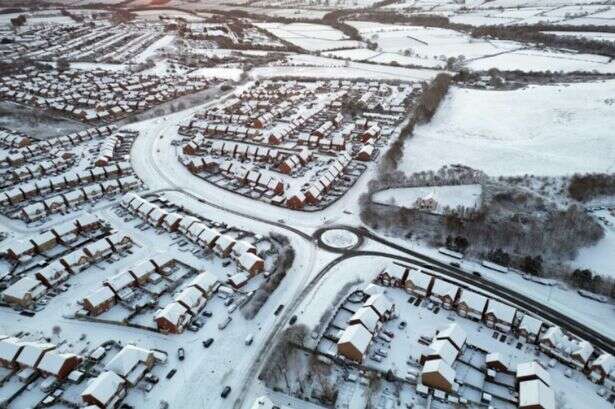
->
[401,82,615,177]
[325,48,445,69]
[372,184,482,211]
[575,209,615,277]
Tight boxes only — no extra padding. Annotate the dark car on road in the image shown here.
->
[221,386,231,398]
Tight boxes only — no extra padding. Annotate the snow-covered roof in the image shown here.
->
[349,307,380,333]
[485,299,516,323]
[430,279,459,300]
[519,379,555,409]
[16,341,55,368]
[436,323,466,351]
[519,314,543,336]
[425,339,458,365]
[175,286,206,312]
[155,302,188,326]
[0,337,23,362]
[105,345,152,378]
[37,352,79,376]
[407,269,433,289]
[384,263,407,280]
[517,361,551,387]
[187,272,218,295]
[3,276,43,300]
[81,371,125,405]
[422,358,455,388]
[84,286,115,308]
[363,293,393,318]
[239,252,263,270]
[337,324,372,356]
[456,289,487,312]
[591,353,615,374]
[572,340,594,364]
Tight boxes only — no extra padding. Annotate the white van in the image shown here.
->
[245,334,254,346]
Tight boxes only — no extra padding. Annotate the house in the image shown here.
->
[81,371,127,409]
[337,324,372,363]
[484,299,517,332]
[2,276,46,308]
[570,340,594,370]
[518,379,555,409]
[104,345,154,385]
[589,353,615,383]
[421,359,455,393]
[149,254,176,276]
[36,352,81,379]
[485,352,509,372]
[35,261,69,288]
[175,286,207,316]
[349,307,380,334]
[15,341,56,369]
[377,263,408,288]
[455,290,487,321]
[187,272,219,296]
[60,249,91,274]
[162,213,182,232]
[435,323,466,351]
[517,314,544,344]
[421,339,458,366]
[105,232,133,253]
[104,271,136,299]
[229,272,250,289]
[4,240,36,263]
[238,252,265,276]
[516,361,551,387]
[214,234,236,258]
[232,241,257,258]
[429,279,459,309]
[286,193,305,209]
[83,239,113,262]
[83,287,116,316]
[363,293,394,320]
[405,270,434,297]
[0,337,24,368]
[155,302,189,334]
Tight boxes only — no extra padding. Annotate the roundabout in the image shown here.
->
[315,226,363,252]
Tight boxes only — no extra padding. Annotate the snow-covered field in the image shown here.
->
[347,21,521,61]
[372,184,482,211]
[402,82,615,177]
[255,22,363,51]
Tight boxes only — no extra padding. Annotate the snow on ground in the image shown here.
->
[255,22,364,51]
[320,229,359,250]
[133,9,205,21]
[251,57,441,81]
[188,67,243,81]
[132,34,175,64]
[467,49,615,73]
[324,48,445,69]
[401,83,615,177]
[62,62,129,71]
[575,209,615,277]
[372,184,482,211]
[347,21,521,61]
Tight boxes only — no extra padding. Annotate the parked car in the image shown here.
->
[202,310,212,318]
[177,348,185,361]
[203,338,214,348]
[289,315,297,325]
[221,386,232,398]
[274,304,284,316]
[218,316,232,330]
[245,335,254,346]
[166,369,177,379]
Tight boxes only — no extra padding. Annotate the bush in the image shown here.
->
[568,173,615,202]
